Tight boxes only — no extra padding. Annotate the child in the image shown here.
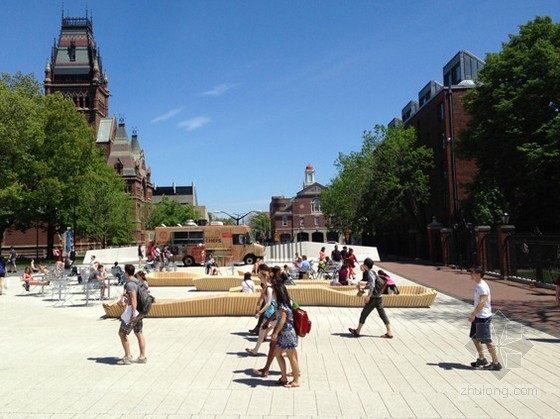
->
[135,270,151,293]
[378,270,399,294]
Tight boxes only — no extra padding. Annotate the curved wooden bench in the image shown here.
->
[102,284,437,318]
[192,275,250,291]
[103,293,259,318]
[145,271,202,287]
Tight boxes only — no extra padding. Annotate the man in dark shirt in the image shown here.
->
[331,245,341,264]
[340,246,349,261]
[117,264,147,365]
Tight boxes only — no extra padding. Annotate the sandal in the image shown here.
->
[348,328,360,337]
[284,381,300,388]
[252,368,269,378]
[245,348,258,356]
[380,333,394,339]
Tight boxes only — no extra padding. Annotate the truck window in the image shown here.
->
[233,233,253,245]
[233,234,245,245]
[172,231,204,247]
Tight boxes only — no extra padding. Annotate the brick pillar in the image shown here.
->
[440,228,452,266]
[427,217,443,263]
[474,225,491,271]
[498,225,515,279]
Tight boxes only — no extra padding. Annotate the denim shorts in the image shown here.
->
[469,316,493,343]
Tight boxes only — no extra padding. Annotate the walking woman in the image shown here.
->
[246,265,276,356]
[349,258,394,338]
[271,280,300,388]
[0,256,6,295]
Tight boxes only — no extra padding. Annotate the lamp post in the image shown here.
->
[213,210,262,225]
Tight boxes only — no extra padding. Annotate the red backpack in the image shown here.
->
[293,307,312,337]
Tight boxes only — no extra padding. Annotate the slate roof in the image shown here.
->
[106,121,137,177]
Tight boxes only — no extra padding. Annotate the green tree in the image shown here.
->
[0,73,136,254]
[146,197,201,229]
[322,125,433,240]
[249,212,271,243]
[461,16,560,230]
[75,164,135,247]
[0,73,44,252]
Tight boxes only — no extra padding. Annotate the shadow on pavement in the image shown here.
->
[87,356,121,365]
[226,351,265,357]
[232,369,283,387]
[527,337,560,343]
[331,332,376,338]
[427,362,474,371]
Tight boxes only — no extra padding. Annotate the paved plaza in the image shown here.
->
[1,265,559,418]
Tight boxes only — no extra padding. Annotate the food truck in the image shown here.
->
[151,224,265,266]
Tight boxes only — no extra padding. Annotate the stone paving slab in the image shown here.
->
[0,267,559,418]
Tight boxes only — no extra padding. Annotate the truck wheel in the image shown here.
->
[243,254,256,265]
[183,256,195,267]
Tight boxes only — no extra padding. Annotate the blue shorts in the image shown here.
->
[469,316,493,344]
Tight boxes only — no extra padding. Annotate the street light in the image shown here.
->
[213,210,262,225]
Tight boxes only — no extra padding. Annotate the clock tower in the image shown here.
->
[44,12,110,135]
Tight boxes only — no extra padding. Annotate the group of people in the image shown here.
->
[204,252,221,275]
[241,265,301,388]
[145,242,174,272]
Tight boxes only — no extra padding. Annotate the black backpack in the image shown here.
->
[135,282,155,315]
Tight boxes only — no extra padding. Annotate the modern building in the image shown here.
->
[382,50,485,258]
[270,165,336,244]
[152,183,209,224]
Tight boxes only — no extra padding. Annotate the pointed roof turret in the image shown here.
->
[106,118,136,177]
[131,128,141,160]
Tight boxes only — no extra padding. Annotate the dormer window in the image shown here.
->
[68,41,76,61]
[114,160,123,175]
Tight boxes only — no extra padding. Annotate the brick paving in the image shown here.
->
[378,260,560,338]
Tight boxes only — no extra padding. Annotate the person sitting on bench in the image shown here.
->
[22,267,50,292]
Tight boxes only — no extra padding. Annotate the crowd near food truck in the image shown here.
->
[150,224,265,266]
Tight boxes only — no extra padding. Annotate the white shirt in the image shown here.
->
[241,278,256,293]
[474,280,492,318]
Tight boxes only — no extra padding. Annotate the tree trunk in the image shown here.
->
[47,222,56,259]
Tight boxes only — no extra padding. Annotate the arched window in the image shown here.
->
[311,198,321,213]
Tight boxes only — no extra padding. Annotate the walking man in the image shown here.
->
[349,258,393,338]
[9,247,17,273]
[469,266,502,370]
[118,264,147,365]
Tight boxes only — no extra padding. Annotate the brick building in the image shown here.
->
[270,165,337,244]
[383,50,485,258]
[4,13,154,254]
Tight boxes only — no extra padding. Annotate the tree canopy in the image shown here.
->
[248,212,271,243]
[145,197,201,229]
[460,16,560,230]
[0,72,135,254]
[321,125,433,242]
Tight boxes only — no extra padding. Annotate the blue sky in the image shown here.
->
[1,1,559,217]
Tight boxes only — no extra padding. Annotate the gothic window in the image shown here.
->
[68,41,76,61]
[114,160,123,175]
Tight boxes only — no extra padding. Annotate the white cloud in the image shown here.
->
[177,116,211,131]
[150,107,184,123]
[201,83,239,96]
